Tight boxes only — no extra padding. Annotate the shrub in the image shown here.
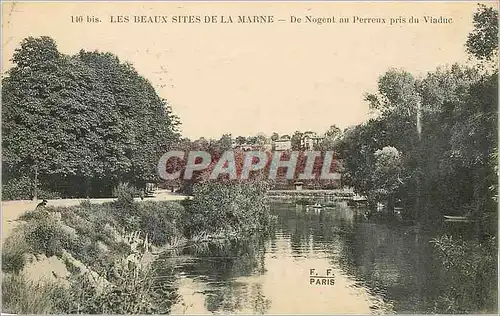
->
[2,228,31,273]
[1,273,71,314]
[431,235,497,313]
[79,199,92,208]
[2,176,33,200]
[137,201,184,245]
[3,200,182,314]
[64,243,179,314]
[7,213,75,261]
[24,216,74,257]
[1,175,61,200]
[113,182,137,205]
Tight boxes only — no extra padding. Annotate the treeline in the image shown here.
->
[181,125,342,151]
[335,5,498,231]
[2,37,181,199]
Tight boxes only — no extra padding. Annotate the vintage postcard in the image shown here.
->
[1,0,498,314]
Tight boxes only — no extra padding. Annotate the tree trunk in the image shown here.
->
[85,177,91,199]
[387,194,395,215]
[33,164,38,201]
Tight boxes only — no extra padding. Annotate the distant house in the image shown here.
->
[301,134,323,150]
[233,143,266,151]
[273,139,292,151]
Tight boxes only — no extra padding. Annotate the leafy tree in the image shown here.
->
[337,4,498,226]
[466,4,498,62]
[2,37,180,199]
[318,125,342,151]
[212,134,233,153]
[370,146,403,211]
[235,136,247,145]
[290,131,303,150]
[325,125,341,138]
[255,133,268,145]
[270,132,279,142]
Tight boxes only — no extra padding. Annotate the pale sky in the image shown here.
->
[2,1,496,139]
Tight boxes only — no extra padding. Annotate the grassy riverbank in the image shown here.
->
[1,181,273,314]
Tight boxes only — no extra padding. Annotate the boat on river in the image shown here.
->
[347,195,368,207]
[306,203,323,210]
[443,215,474,222]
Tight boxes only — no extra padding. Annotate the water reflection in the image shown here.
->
[168,202,494,314]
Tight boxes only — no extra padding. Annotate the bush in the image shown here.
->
[184,180,271,237]
[112,182,137,204]
[2,273,72,314]
[37,189,62,200]
[3,199,182,314]
[2,229,31,273]
[69,266,177,314]
[2,175,61,200]
[431,235,497,313]
[137,201,184,246]
[2,258,179,314]
[6,212,75,261]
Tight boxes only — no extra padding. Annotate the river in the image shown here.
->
[166,202,492,314]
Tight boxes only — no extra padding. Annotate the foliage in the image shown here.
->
[213,134,233,152]
[372,147,402,191]
[335,4,498,224]
[2,273,72,314]
[2,175,61,200]
[337,63,497,221]
[2,36,181,199]
[317,125,342,151]
[184,180,271,237]
[270,132,280,141]
[291,131,303,150]
[63,250,178,314]
[2,227,32,273]
[2,250,179,314]
[466,4,498,62]
[112,182,137,205]
[136,200,185,245]
[3,211,76,273]
[23,215,73,257]
[368,146,403,207]
[430,235,497,313]
[2,175,33,200]
[2,199,183,314]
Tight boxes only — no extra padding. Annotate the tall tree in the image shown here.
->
[2,37,181,198]
[270,132,280,142]
[466,4,498,62]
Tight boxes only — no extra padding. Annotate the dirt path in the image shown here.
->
[1,191,188,243]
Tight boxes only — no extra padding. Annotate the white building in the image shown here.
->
[302,134,323,150]
[273,139,292,151]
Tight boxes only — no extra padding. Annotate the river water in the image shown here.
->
[167,202,491,314]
